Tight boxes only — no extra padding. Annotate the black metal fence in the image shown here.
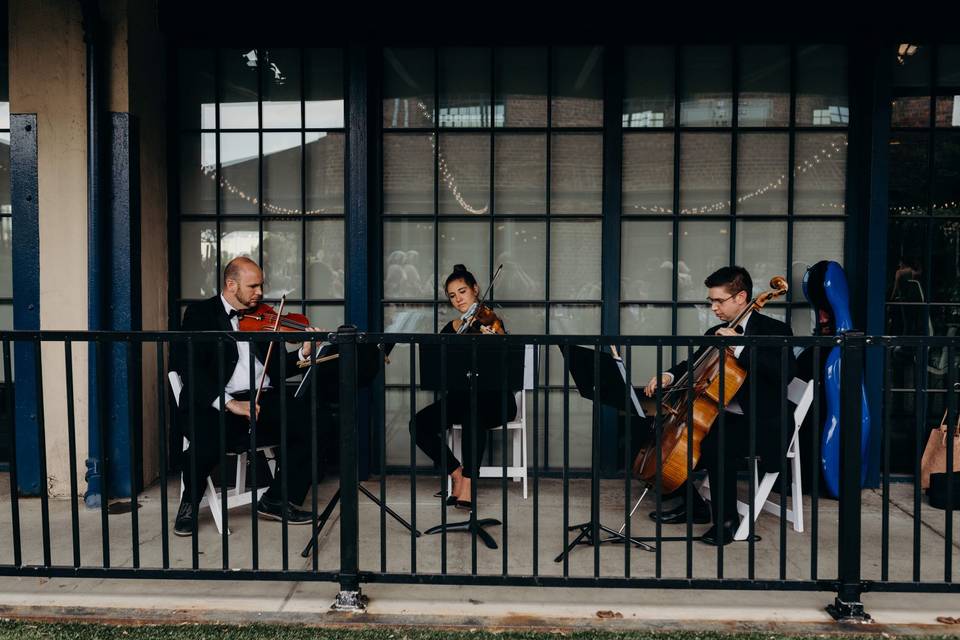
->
[0,328,956,620]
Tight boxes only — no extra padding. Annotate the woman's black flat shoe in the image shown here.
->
[454,499,473,511]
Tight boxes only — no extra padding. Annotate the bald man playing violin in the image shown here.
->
[172,257,328,536]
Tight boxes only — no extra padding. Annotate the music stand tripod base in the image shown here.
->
[301,484,421,558]
[554,521,655,563]
[424,516,502,550]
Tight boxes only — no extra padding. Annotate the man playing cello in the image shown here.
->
[643,266,796,545]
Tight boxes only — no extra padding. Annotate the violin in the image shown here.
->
[632,276,789,493]
[238,303,313,337]
[456,264,506,335]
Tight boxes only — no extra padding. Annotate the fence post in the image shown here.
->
[828,332,871,623]
[332,324,366,611]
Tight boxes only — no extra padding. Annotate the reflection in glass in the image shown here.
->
[383,48,434,128]
[493,221,546,300]
[263,133,301,214]
[438,134,490,215]
[496,47,547,127]
[385,390,435,466]
[680,133,731,215]
[796,45,849,127]
[889,133,929,215]
[621,220,674,301]
[494,133,546,214]
[486,305,545,334]
[931,221,960,303]
[937,45,960,86]
[306,220,345,299]
[220,220,259,268]
[383,221,435,299]
[263,221,301,299]
[791,306,815,336]
[550,305,600,336]
[622,133,674,213]
[793,133,847,215]
[0,218,11,298]
[678,305,719,336]
[935,97,960,128]
[891,44,931,128]
[438,222,490,296]
[439,47,491,128]
[305,49,345,128]
[220,133,259,214]
[892,97,931,128]
[792,221,844,292]
[383,134,434,214]
[735,220,787,292]
[304,304,344,334]
[623,46,674,128]
[551,221,601,300]
[933,133,960,215]
[177,48,215,129]
[306,132,344,214]
[678,221,730,301]
[681,46,732,127]
[739,46,789,127]
[180,221,218,298]
[620,305,673,376]
[219,48,259,129]
[0,305,11,335]
[552,47,603,127]
[261,48,301,128]
[551,134,602,214]
[737,133,788,214]
[384,305,434,385]
[179,133,216,214]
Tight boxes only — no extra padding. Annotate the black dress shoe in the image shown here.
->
[649,496,711,525]
[433,490,459,506]
[173,498,195,537]
[256,495,315,524]
[700,519,737,546]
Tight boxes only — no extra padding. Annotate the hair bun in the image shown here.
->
[453,263,468,272]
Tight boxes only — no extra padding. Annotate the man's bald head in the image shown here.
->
[222,257,263,310]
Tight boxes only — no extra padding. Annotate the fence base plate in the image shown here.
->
[331,590,368,612]
[826,597,872,624]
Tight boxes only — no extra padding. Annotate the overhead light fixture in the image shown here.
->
[896,43,919,65]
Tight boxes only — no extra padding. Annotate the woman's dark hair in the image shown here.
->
[444,264,478,291]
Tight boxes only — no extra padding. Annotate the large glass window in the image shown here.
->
[175,48,346,328]
[382,47,604,468]
[886,44,960,473]
[621,45,848,376]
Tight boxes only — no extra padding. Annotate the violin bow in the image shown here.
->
[255,293,286,407]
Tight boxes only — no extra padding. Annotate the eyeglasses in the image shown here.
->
[706,292,739,306]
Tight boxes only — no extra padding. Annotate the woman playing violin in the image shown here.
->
[412,264,517,511]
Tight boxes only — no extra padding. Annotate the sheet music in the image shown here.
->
[613,353,645,419]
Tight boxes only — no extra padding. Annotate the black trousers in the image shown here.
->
[179,388,329,506]
[413,391,518,479]
[698,412,784,523]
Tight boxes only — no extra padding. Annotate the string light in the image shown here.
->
[416,100,489,215]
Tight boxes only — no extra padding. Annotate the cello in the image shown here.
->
[632,276,789,493]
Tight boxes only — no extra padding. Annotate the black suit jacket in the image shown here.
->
[667,311,796,454]
[173,295,302,413]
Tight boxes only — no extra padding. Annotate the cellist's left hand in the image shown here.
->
[299,327,324,357]
[715,327,738,337]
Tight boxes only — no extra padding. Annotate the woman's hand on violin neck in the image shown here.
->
[298,327,325,357]
[226,399,260,420]
[644,373,672,398]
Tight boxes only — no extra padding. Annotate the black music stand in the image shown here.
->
[555,345,655,561]
[301,342,420,558]
[416,343,525,550]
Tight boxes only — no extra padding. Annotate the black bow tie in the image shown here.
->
[227,308,241,319]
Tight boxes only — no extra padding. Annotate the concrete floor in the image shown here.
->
[0,472,958,630]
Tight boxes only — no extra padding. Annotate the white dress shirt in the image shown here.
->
[662,311,752,415]
[213,295,271,410]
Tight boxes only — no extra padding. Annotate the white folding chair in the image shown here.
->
[169,371,276,535]
[448,344,535,499]
[698,376,813,540]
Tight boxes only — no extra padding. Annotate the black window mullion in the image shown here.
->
[433,46,440,333]
[787,44,798,318]
[257,47,264,268]
[215,48,223,293]
[671,45,682,359]
[300,46,308,314]
[489,46,496,297]
[729,45,739,271]
[544,45,554,469]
